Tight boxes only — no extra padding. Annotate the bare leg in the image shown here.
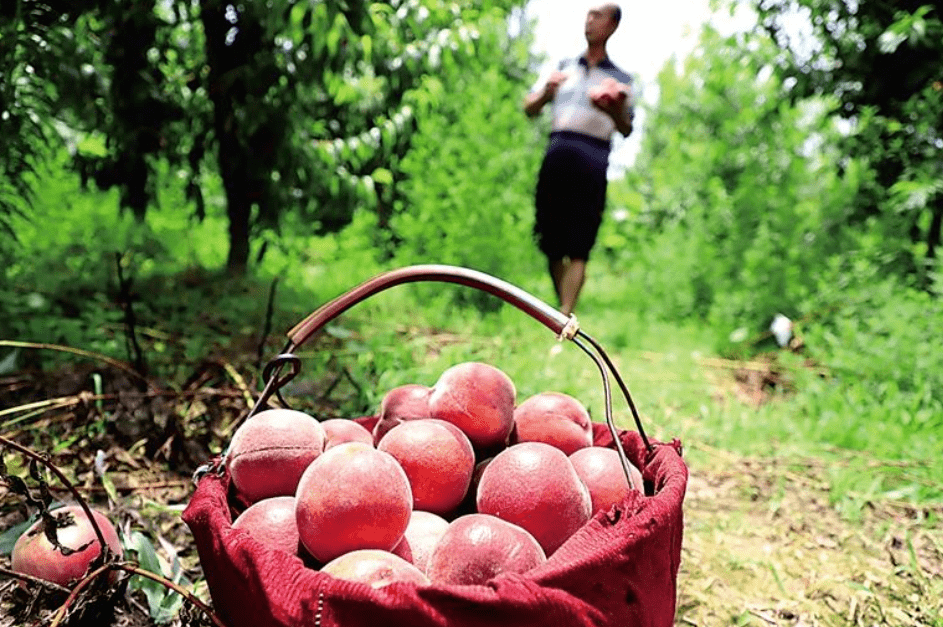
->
[549,258,566,303]
[548,257,587,315]
[558,258,586,316]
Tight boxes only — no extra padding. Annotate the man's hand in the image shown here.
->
[524,70,570,117]
[543,70,569,100]
[589,78,633,136]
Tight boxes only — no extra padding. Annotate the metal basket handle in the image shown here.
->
[249,265,653,489]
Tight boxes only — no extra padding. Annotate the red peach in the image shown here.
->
[428,362,516,453]
[232,496,300,555]
[295,442,412,563]
[372,384,432,444]
[511,392,593,455]
[569,447,643,516]
[227,408,326,504]
[426,514,546,585]
[476,442,591,556]
[377,419,475,515]
[321,419,374,449]
[12,505,123,586]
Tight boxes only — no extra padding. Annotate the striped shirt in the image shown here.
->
[536,54,635,143]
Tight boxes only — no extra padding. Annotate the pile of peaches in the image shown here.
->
[226,361,643,588]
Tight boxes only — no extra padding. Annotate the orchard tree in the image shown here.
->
[0,0,529,273]
[389,11,546,306]
[620,25,860,327]
[750,0,943,284]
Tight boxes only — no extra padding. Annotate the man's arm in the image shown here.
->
[524,71,568,118]
[523,89,552,118]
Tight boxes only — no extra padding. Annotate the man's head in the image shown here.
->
[584,3,621,46]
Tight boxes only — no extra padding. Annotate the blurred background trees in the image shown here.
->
[1,0,529,272]
[754,0,943,286]
[1,0,941,396]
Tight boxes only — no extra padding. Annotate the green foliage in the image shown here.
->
[800,257,943,438]
[601,16,943,500]
[0,0,70,247]
[386,15,546,309]
[126,530,187,624]
[613,27,859,334]
[751,0,943,286]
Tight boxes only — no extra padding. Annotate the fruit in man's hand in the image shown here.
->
[477,442,591,555]
[320,549,430,587]
[227,409,326,504]
[232,496,301,555]
[570,447,643,516]
[377,419,475,515]
[295,442,412,563]
[11,505,123,586]
[428,362,516,453]
[426,514,546,585]
[321,419,374,450]
[373,384,432,444]
[589,77,625,110]
[511,392,593,455]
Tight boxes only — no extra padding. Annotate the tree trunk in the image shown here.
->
[226,184,252,274]
[201,0,266,274]
[927,196,943,261]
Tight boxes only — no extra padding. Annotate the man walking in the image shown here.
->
[525,3,634,316]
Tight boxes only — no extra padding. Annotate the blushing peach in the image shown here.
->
[227,409,326,504]
[392,511,450,575]
[295,442,412,563]
[511,392,593,455]
[426,514,546,585]
[476,442,591,555]
[428,362,515,453]
[320,549,430,587]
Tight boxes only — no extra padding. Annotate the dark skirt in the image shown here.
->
[534,131,610,261]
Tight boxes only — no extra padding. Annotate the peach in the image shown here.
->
[511,392,593,455]
[392,511,450,575]
[295,442,412,563]
[426,514,546,585]
[569,447,644,516]
[321,419,374,449]
[372,384,432,444]
[232,496,300,555]
[227,408,326,504]
[428,362,516,453]
[319,549,430,587]
[12,505,123,586]
[377,419,475,515]
[589,78,625,109]
[476,442,591,555]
